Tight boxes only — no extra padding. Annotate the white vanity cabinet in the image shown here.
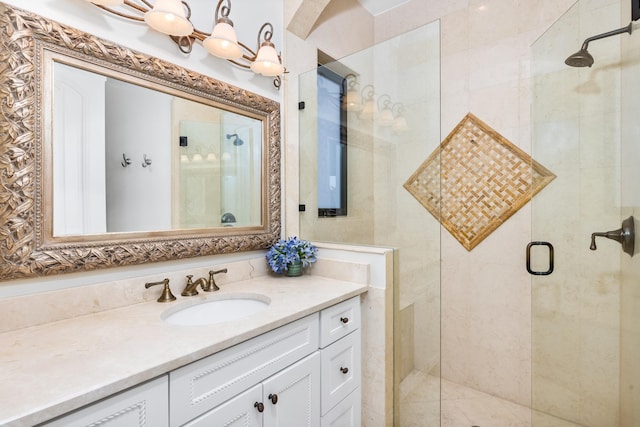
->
[36,296,362,427]
[172,297,362,427]
[40,376,169,427]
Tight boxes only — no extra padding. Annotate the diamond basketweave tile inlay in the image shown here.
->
[404,112,556,251]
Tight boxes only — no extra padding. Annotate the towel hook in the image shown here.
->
[142,154,152,168]
[121,153,131,167]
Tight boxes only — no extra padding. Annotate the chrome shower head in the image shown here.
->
[565,22,632,68]
[226,133,244,146]
[565,46,594,67]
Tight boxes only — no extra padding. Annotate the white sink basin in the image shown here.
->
[162,294,270,326]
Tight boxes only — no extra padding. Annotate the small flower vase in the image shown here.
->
[286,261,303,277]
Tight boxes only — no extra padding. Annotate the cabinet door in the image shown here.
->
[263,352,320,427]
[182,384,262,427]
[41,376,168,427]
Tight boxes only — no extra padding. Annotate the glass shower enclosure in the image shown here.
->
[298,20,441,426]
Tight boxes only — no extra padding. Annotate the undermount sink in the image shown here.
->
[162,294,270,326]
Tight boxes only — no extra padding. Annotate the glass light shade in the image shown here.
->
[360,98,378,120]
[393,115,409,133]
[192,153,203,162]
[88,0,124,5]
[203,21,243,60]
[344,88,362,112]
[144,0,193,37]
[379,107,394,126]
[250,43,284,76]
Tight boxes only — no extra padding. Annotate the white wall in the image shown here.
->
[105,79,172,232]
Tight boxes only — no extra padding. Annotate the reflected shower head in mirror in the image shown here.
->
[565,22,633,67]
[226,133,244,146]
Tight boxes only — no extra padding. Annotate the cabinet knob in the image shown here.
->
[268,393,278,404]
[254,402,264,412]
[340,366,349,374]
[340,317,349,324]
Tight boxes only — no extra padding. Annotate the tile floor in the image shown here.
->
[399,371,584,426]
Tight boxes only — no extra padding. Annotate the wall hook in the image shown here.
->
[142,154,152,168]
[121,153,131,167]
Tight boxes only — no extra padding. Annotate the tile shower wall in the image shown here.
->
[374,0,576,408]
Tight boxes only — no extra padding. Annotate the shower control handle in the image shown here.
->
[590,216,635,257]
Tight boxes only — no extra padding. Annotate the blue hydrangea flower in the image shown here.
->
[266,236,318,274]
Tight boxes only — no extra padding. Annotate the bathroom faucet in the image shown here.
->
[202,268,228,292]
[181,275,207,297]
[181,268,228,296]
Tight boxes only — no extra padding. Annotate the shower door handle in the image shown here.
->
[526,242,554,276]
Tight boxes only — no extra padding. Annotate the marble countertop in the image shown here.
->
[0,275,368,427]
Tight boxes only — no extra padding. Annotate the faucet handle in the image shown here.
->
[203,268,228,292]
[145,278,176,303]
[182,275,200,296]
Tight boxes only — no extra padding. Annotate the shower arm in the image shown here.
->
[580,22,633,50]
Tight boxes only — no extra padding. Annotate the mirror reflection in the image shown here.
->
[52,61,263,237]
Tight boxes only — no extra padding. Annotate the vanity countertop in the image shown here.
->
[0,275,368,427]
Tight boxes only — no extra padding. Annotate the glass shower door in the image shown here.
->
[531,1,639,425]
[297,20,441,426]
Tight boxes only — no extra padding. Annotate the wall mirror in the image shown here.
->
[0,3,281,279]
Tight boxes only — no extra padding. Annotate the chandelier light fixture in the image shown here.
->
[86,0,285,88]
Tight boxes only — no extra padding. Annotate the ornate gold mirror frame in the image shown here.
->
[0,3,281,280]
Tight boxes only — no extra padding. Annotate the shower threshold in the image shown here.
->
[399,371,584,426]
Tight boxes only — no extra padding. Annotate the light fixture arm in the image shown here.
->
[257,23,274,50]
[215,0,231,23]
[342,73,358,91]
[361,84,375,100]
[377,94,391,110]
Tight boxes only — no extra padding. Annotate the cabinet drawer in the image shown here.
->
[170,313,319,426]
[320,330,361,415]
[319,296,360,348]
[321,387,361,427]
[182,384,262,427]
[41,376,168,427]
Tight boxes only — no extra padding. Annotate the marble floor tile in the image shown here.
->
[399,372,584,426]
